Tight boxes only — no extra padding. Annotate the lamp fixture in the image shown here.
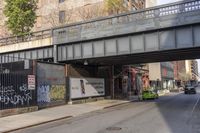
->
[84,60,88,65]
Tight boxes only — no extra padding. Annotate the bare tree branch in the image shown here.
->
[77,4,105,21]
[43,7,74,27]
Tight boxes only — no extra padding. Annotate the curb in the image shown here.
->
[103,101,133,109]
[158,93,166,96]
[2,116,72,133]
[1,101,133,133]
[158,92,170,96]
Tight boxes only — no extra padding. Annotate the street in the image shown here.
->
[1,0,200,133]
[10,87,200,133]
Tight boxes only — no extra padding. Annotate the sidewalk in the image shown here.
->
[158,89,170,96]
[0,100,130,133]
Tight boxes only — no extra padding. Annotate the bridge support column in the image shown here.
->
[111,65,115,99]
[53,44,58,63]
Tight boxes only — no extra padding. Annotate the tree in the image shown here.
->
[104,0,128,15]
[39,2,74,28]
[77,3,105,21]
[4,0,38,36]
[43,8,73,27]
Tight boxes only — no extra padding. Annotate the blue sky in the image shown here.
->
[157,0,200,73]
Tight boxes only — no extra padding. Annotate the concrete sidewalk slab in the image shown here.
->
[0,100,130,133]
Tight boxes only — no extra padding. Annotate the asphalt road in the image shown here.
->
[12,88,200,133]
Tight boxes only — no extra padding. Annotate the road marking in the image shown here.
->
[191,96,200,114]
[188,95,200,133]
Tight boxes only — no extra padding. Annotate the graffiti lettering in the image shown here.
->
[50,85,65,101]
[37,85,65,104]
[37,85,50,103]
[0,84,32,106]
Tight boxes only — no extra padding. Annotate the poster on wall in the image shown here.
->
[69,78,105,99]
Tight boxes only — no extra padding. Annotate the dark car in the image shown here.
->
[184,84,196,94]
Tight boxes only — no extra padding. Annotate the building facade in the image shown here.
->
[191,60,198,80]
[185,60,199,80]
[145,0,157,8]
[0,0,7,38]
[0,0,156,38]
[174,60,199,83]
[149,62,174,90]
[161,62,174,90]
[173,60,186,81]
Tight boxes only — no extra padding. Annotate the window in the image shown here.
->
[59,11,65,23]
[59,0,65,3]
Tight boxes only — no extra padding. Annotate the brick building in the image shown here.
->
[149,62,174,90]
[173,61,186,81]
[174,60,199,82]
[0,0,156,38]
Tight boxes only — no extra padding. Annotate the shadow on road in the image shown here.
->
[153,90,200,133]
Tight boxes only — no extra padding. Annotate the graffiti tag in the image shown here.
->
[0,84,32,105]
[50,85,65,101]
[37,85,65,104]
[37,85,50,103]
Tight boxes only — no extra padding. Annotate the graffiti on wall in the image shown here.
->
[37,85,65,104]
[37,62,66,107]
[50,85,65,101]
[0,84,32,106]
[37,85,50,104]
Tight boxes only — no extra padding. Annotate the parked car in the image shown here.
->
[184,84,196,94]
[142,90,158,100]
[193,84,198,88]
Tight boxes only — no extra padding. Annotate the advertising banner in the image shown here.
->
[69,78,105,99]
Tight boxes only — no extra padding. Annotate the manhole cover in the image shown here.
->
[106,127,122,131]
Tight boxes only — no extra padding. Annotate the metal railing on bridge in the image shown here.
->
[0,29,51,46]
[0,0,200,45]
[53,0,200,44]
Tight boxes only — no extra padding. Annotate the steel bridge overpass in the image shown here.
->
[0,0,200,64]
